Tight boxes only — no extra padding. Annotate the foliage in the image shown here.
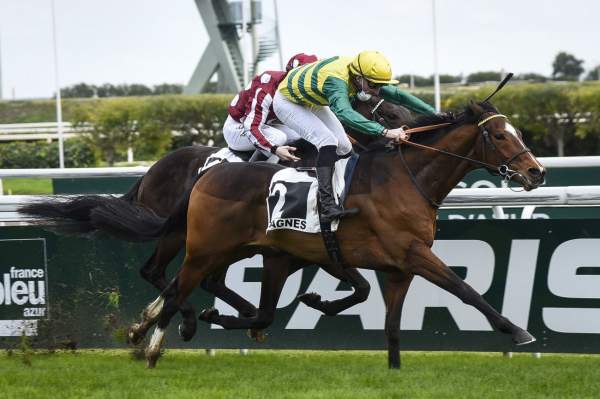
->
[69,95,229,163]
[552,51,584,81]
[0,98,92,123]
[3,84,600,160]
[442,83,600,156]
[516,73,548,82]
[396,74,462,87]
[466,71,502,84]
[396,74,433,87]
[72,98,142,166]
[0,137,97,168]
[61,83,183,98]
[585,66,600,81]
[1,178,53,195]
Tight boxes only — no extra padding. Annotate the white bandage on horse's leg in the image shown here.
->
[148,327,165,353]
[144,296,165,320]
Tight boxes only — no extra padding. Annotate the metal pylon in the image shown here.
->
[184,0,245,94]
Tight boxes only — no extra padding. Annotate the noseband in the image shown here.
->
[477,113,532,181]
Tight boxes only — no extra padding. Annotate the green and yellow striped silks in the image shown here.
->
[278,56,357,106]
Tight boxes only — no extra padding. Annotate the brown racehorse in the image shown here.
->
[132,100,545,368]
[19,96,411,343]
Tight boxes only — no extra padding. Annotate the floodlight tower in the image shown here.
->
[185,0,277,94]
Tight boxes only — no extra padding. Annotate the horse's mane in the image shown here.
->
[403,101,499,146]
[363,101,499,152]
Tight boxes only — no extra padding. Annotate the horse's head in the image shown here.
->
[468,101,545,191]
[349,96,413,149]
[352,96,413,129]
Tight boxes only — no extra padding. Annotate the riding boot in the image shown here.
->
[316,145,359,223]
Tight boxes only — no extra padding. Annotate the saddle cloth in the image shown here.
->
[266,154,359,234]
[199,148,246,173]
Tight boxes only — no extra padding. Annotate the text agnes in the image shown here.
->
[213,239,600,334]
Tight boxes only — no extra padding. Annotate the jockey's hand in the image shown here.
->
[275,145,301,162]
[383,127,410,143]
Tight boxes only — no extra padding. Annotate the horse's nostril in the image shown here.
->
[528,167,542,177]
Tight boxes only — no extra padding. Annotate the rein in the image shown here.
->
[396,113,532,208]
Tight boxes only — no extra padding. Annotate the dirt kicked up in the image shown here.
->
[1,349,599,399]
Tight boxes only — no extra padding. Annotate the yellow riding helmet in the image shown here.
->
[349,50,399,85]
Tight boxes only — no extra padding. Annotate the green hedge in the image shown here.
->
[70,95,230,165]
[2,84,600,160]
[0,137,97,168]
[432,82,600,156]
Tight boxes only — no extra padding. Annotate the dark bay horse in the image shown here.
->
[130,100,545,368]
[19,96,411,343]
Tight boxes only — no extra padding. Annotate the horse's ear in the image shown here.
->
[468,100,485,117]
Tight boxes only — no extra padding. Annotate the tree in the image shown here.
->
[585,66,600,81]
[466,71,502,84]
[552,52,584,81]
[153,83,184,95]
[516,73,547,82]
[439,74,462,84]
[395,74,433,87]
[61,83,96,98]
[72,99,142,165]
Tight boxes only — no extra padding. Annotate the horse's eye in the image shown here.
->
[494,133,506,140]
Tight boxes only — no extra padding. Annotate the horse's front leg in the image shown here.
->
[405,240,535,345]
[383,271,414,369]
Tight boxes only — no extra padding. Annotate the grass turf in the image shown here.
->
[0,350,599,398]
[1,178,53,195]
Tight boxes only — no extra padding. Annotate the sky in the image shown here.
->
[0,0,599,99]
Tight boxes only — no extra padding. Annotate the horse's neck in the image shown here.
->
[408,124,481,205]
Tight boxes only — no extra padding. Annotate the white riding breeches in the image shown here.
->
[223,115,252,151]
[272,91,352,156]
[223,115,302,152]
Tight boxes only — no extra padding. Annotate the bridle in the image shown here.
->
[368,98,387,126]
[476,113,532,181]
[396,112,533,208]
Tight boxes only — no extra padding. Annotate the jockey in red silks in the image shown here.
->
[223,53,318,161]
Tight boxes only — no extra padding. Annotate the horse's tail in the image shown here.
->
[18,195,118,235]
[120,176,143,204]
[89,187,192,241]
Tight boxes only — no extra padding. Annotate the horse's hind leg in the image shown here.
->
[297,266,371,316]
[129,232,198,343]
[383,271,413,369]
[406,241,535,345]
[201,253,303,332]
[146,253,222,368]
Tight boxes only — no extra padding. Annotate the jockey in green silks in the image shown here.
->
[273,50,436,222]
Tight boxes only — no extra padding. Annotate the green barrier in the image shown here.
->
[2,219,600,352]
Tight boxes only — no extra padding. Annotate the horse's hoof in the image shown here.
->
[247,329,268,343]
[297,292,322,308]
[198,307,219,323]
[178,319,197,342]
[146,350,161,369]
[127,324,144,346]
[513,329,536,346]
